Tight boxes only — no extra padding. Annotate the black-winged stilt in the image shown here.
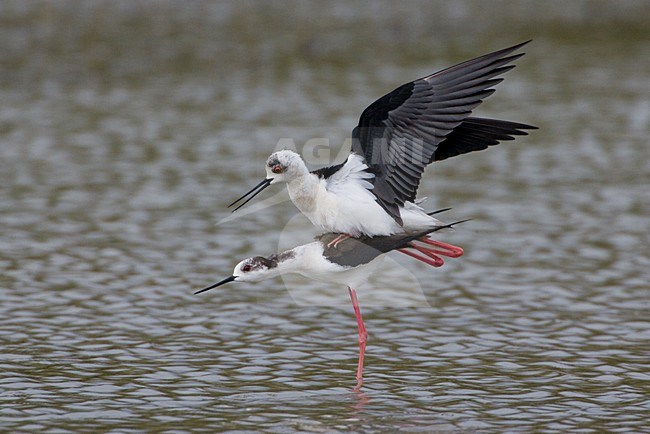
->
[195,221,467,390]
[229,41,536,245]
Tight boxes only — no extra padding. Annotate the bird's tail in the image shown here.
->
[427,207,452,216]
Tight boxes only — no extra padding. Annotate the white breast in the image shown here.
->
[287,154,441,236]
[292,155,400,236]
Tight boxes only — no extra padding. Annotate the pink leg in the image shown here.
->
[397,247,445,267]
[417,237,464,258]
[327,233,351,249]
[410,243,448,264]
[348,287,367,391]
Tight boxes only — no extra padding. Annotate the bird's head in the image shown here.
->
[232,256,277,282]
[265,150,305,184]
[194,256,279,294]
[228,150,306,212]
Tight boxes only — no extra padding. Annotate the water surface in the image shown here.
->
[1,1,649,432]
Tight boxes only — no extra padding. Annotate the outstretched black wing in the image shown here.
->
[433,117,537,162]
[351,41,531,223]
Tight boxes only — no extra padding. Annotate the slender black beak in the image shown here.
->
[228,178,272,212]
[194,275,236,294]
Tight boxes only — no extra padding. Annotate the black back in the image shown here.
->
[310,159,348,179]
[317,224,461,267]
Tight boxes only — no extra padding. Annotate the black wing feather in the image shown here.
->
[310,159,348,179]
[433,117,537,162]
[351,41,532,223]
[318,222,466,267]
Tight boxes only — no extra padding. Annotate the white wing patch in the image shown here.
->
[326,153,374,194]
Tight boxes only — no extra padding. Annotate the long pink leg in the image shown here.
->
[397,247,445,267]
[327,234,351,249]
[348,287,367,391]
[410,243,449,264]
[417,237,464,258]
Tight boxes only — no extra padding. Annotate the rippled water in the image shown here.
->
[1,1,649,432]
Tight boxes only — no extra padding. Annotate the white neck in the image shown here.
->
[286,172,321,213]
[274,248,301,272]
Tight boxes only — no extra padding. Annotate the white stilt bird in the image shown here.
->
[229,42,536,242]
[195,222,467,390]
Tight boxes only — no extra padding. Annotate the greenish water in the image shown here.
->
[1,1,649,432]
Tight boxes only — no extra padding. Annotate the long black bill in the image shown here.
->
[194,275,236,295]
[228,178,272,212]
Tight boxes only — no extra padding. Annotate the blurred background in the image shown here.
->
[1,1,649,432]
